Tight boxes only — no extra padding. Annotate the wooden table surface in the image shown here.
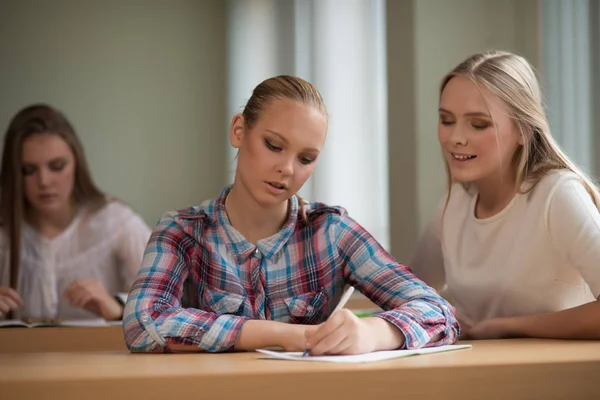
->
[1,339,599,400]
[0,325,127,353]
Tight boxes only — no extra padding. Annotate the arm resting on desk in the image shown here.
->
[123,212,249,353]
[498,299,600,340]
[334,212,459,349]
[168,320,309,352]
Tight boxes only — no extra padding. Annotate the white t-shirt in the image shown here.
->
[410,170,600,327]
[0,201,152,320]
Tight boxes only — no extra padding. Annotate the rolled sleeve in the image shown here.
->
[335,213,460,348]
[123,212,248,353]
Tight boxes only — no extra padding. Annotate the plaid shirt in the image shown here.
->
[124,186,459,352]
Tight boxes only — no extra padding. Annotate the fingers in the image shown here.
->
[0,299,12,316]
[0,287,24,307]
[0,296,21,316]
[306,309,358,356]
[72,290,92,308]
[63,281,81,300]
[305,309,346,347]
[64,285,92,308]
[310,325,347,355]
[327,336,352,355]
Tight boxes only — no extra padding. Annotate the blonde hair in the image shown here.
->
[242,75,328,223]
[439,50,600,208]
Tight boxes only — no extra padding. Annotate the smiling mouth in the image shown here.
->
[452,153,477,161]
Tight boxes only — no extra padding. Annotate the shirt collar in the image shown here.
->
[214,185,299,260]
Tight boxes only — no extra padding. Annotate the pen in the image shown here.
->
[302,285,355,357]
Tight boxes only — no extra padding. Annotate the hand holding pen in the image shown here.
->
[303,285,380,356]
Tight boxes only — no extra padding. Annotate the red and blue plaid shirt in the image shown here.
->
[124,186,459,352]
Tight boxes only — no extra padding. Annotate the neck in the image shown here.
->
[474,169,519,218]
[225,183,289,244]
[27,199,78,239]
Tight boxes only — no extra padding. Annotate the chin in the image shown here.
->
[254,189,292,208]
[33,202,65,214]
[449,171,482,184]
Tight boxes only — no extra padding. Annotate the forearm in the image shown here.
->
[235,320,304,351]
[167,320,303,353]
[103,296,124,321]
[364,317,405,351]
[505,300,600,339]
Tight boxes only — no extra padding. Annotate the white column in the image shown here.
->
[541,0,592,173]
[226,0,390,249]
[310,0,390,249]
[226,0,291,183]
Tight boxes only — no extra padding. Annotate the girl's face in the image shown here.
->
[438,76,523,185]
[230,98,327,208]
[22,133,76,215]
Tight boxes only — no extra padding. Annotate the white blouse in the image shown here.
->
[410,170,600,327]
[0,201,152,320]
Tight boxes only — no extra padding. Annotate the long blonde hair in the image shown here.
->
[439,50,600,208]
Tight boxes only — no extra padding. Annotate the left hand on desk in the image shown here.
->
[304,309,375,356]
[64,279,122,320]
[460,317,513,340]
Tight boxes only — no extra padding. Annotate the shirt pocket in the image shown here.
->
[283,290,328,325]
[200,284,245,316]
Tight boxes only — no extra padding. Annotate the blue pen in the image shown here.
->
[302,286,355,357]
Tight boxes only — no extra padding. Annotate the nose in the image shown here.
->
[449,124,468,146]
[37,167,51,187]
[277,155,294,176]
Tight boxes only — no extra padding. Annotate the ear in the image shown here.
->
[519,126,535,146]
[229,114,246,149]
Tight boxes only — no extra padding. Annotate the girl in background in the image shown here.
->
[0,104,151,321]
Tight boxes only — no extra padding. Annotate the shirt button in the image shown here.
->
[254,248,260,256]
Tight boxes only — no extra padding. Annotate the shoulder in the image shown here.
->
[528,169,591,206]
[86,199,147,228]
[303,201,347,225]
[153,197,217,239]
[302,201,369,237]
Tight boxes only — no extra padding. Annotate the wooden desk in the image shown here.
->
[0,325,126,354]
[1,339,599,399]
[347,292,380,311]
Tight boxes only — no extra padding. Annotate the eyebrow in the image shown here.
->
[22,157,67,166]
[438,108,491,118]
[265,130,321,153]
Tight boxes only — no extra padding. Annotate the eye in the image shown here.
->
[299,156,314,165]
[472,122,490,130]
[265,139,282,152]
[440,120,455,126]
[22,165,36,176]
[49,161,66,172]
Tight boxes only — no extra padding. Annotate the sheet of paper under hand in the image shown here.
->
[256,344,472,363]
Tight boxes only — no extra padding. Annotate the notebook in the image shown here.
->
[256,344,472,363]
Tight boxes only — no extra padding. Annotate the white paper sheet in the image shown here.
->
[256,344,472,363]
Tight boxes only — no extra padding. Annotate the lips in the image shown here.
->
[451,152,477,161]
[267,181,286,190]
[38,193,57,200]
